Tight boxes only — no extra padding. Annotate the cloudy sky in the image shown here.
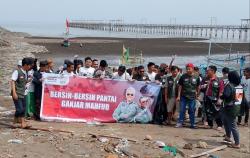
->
[0,0,249,25]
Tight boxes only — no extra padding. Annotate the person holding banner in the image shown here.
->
[112,65,131,80]
[113,87,138,123]
[79,57,95,77]
[93,60,113,79]
[62,60,75,76]
[33,60,49,120]
[132,65,149,81]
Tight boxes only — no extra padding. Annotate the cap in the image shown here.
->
[17,60,22,66]
[186,63,194,68]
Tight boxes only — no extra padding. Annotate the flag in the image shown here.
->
[122,45,130,64]
[66,18,70,28]
[66,18,70,34]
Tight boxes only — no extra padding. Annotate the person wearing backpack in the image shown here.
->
[221,71,241,148]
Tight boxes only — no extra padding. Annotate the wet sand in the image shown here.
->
[30,37,250,60]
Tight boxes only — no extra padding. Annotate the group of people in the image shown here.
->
[10,56,250,149]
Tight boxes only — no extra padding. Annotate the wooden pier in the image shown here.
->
[68,19,250,41]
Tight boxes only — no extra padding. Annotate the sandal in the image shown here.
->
[228,144,240,149]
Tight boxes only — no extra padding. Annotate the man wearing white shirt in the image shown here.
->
[113,65,131,80]
[79,57,95,77]
[238,67,250,126]
[11,58,33,128]
[62,61,75,77]
[146,62,156,82]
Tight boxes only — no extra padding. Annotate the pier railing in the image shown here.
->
[69,20,250,40]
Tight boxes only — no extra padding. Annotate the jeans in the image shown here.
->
[13,97,26,117]
[238,100,249,124]
[178,97,196,127]
[223,112,240,145]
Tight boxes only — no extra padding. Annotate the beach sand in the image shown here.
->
[30,37,250,56]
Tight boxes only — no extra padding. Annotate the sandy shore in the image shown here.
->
[30,37,250,57]
[28,36,250,68]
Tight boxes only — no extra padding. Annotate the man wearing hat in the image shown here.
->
[176,63,200,128]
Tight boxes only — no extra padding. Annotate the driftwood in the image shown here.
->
[120,148,139,158]
[190,145,227,158]
[88,133,138,142]
[0,121,74,134]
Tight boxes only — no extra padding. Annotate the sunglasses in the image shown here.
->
[140,70,145,73]
[126,93,134,96]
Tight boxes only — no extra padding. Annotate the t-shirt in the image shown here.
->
[146,72,156,82]
[242,76,250,102]
[178,73,200,99]
[112,72,131,80]
[79,67,95,77]
[11,68,27,81]
[62,70,75,77]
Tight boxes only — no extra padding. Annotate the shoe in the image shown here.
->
[204,122,208,126]
[217,127,223,131]
[223,137,232,143]
[228,144,240,149]
[175,123,182,128]
[190,125,197,129]
[243,122,248,127]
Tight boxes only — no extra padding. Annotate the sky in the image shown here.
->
[0,0,249,25]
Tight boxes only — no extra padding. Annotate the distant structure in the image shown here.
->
[68,19,250,41]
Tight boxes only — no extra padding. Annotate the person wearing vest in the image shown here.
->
[176,63,200,128]
[11,58,33,128]
[221,71,241,148]
[204,65,224,130]
[164,66,181,125]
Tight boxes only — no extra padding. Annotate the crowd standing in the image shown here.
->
[10,56,250,149]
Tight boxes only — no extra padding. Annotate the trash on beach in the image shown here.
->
[114,138,129,154]
[196,141,208,149]
[163,145,177,156]
[98,137,109,143]
[155,141,166,148]
[86,120,103,126]
[8,139,23,144]
[144,135,153,141]
[183,143,193,150]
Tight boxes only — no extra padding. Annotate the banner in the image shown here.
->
[41,74,161,123]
